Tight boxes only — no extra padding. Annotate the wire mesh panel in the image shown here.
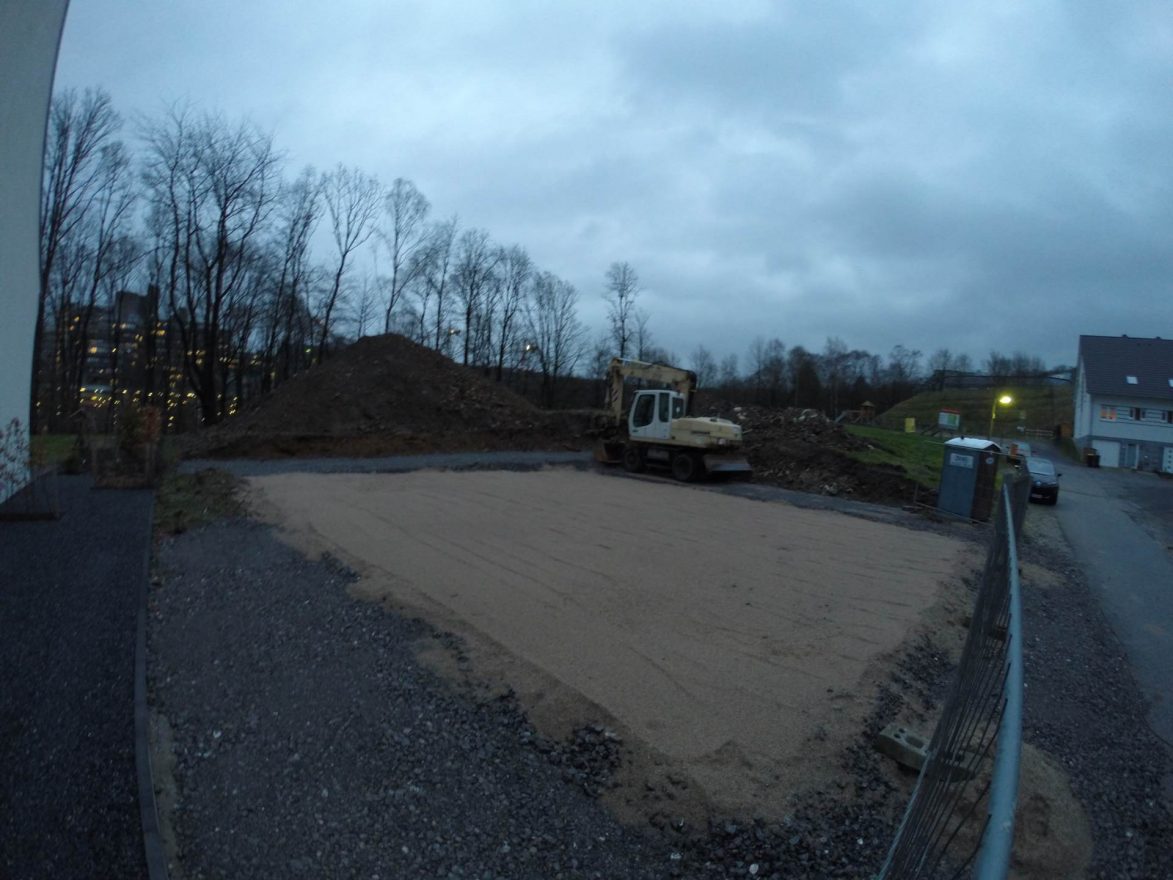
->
[878,474,1027,880]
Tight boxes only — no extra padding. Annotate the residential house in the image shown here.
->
[1073,335,1173,472]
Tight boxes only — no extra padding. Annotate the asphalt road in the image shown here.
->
[1045,453,1173,795]
[0,477,153,878]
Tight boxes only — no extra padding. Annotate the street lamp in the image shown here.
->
[988,393,1014,441]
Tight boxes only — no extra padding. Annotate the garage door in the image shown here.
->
[1163,447,1173,474]
[1096,440,1120,469]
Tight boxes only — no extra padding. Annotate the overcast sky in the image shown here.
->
[55,0,1173,370]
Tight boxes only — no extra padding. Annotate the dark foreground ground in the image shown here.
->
[150,462,1173,879]
[0,477,152,879]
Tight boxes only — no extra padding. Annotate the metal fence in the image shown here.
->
[878,472,1030,879]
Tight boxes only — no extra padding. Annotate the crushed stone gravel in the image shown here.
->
[1017,521,1173,879]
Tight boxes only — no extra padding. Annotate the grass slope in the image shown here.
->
[846,425,945,490]
[876,386,1074,435]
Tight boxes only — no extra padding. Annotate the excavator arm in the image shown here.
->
[605,357,698,420]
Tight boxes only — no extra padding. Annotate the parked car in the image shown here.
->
[1026,456,1060,504]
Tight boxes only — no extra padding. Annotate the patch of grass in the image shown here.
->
[154,469,244,536]
[30,434,79,467]
[846,425,945,490]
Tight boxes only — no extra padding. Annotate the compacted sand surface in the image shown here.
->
[250,468,971,820]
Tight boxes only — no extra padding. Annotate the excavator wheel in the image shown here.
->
[671,451,700,482]
[622,444,645,473]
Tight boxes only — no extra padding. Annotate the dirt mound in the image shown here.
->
[189,334,592,458]
[698,401,926,504]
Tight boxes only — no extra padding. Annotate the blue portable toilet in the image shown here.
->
[937,438,1001,521]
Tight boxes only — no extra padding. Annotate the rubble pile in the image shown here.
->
[699,401,924,504]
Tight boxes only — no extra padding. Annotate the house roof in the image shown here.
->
[1078,335,1173,402]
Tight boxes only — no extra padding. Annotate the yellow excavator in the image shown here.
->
[594,357,752,481]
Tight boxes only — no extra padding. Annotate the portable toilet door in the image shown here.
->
[938,438,1001,521]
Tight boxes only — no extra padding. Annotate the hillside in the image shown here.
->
[875,385,1074,436]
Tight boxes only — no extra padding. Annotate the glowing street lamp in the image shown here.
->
[988,393,1014,441]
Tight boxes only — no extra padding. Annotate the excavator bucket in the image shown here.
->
[594,439,625,464]
[702,453,753,475]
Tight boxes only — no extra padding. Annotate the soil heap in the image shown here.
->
[696,399,925,503]
[189,334,592,458]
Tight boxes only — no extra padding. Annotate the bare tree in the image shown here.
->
[350,272,380,338]
[821,336,849,414]
[143,107,279,424]
[761,338,787,406]
[380,177,430,333]
[451,228,500,365]
[717,353,740,393]
[417,217,458,352]
[690,345,716,388]
[259,167,321,390]
[34,88,122,427]
[633,309,654,360]
[746,336,768,401]
[526,271,586,406]
[318,165,382,361]
[604,261,639,358]
[886,344,923,404]
[494,245,531,380]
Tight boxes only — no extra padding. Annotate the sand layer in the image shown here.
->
[249,469,971,819]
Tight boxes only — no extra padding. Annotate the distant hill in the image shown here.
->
[876,385,1074,436]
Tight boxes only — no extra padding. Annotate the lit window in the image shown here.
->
[1126,376,1138,384]
[1099,405,1116,421]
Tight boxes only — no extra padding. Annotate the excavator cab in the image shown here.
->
[629,390,685,442]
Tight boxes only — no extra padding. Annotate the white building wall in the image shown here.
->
[1086,395,1173,444]
[0,3,68,502]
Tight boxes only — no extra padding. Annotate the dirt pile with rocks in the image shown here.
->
[696,399,926,504]
[188,336,923,506]
[189,334,598,458]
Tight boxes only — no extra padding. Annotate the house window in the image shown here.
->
[1099,405,1116,421]
[1126,375,1138,384]
[1117,406,1136,421]
[1142,408,1165,423]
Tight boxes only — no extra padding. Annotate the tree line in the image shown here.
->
[35,89,594,427]
[34,88,1060,431]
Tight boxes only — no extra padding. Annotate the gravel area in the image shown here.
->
[150,461,1173,879]
[151,519,669,879]
[179,450,593,478]
[1017,511,1173,879]
[0,477,152,879]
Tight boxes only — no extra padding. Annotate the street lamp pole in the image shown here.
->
[988,393,1014,441]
